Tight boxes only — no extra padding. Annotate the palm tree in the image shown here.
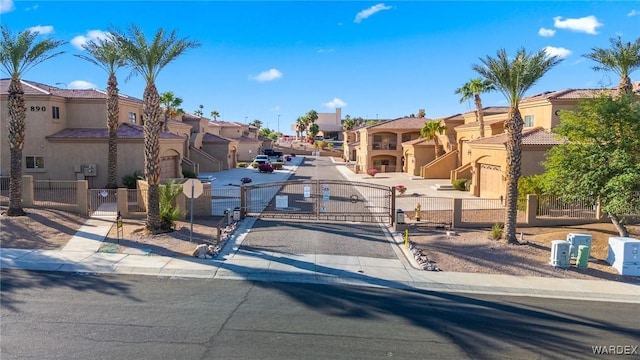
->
[473,48,562,243]
[75,34,125,188]
[249,119,262,128]
[420,121,447,159]
[584,36,640,95]
[194,104,203,116]
[455,78,495,138]
[295,116,305,139]
[159,91,183,131]
[210,110,220,121]
[0,25,65,216]
[114,25,200,232]
[342,118,355,131]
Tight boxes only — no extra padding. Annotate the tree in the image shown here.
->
[420,121,447,159]
[295,116,305,139]
[473,48,562,243]
[417,109,426,118]
[584,36,640,95]
[210,110,220,121]
[455,78,495,138]
[0,25,65,216]
[308,123,320,139]
[249,119,262,128]
[114,25,200,232]
[258,127,272,137]
[543,94,640,236]
[194,104,204,117]
[342,118,355,131]
[159,91,183,132]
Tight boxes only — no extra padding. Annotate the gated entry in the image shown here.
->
[88,188,118,216]
[242,180,394,224]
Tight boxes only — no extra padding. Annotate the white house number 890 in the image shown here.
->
[30,106,46,111]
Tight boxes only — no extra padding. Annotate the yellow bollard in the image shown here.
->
[404,229,409,248]
[415,203,421,222]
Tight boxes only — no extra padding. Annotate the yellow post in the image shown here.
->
[415,203,421,222]
[404,229,409,248]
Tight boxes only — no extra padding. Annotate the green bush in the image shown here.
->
[452,178,468,191]
[159,179,183,231]
[251,162,259,169]
[122,170,144,189]
[271,162,283,170]
[237,162,249,168]
[182,169,197,178]
[489,223,503,240]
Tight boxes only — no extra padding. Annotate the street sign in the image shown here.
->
[182,179,203,199]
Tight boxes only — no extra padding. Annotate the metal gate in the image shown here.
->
[88,189,118,217]
[243,180,394,224]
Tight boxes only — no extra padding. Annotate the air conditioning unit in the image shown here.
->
[607,237,640,276]
[550,240,570,268]
[566,233,592,259]
[83,164,97,176]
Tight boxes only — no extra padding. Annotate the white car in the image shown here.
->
[252,155,270,165]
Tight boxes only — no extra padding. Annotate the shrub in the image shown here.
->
[271,162,283,170]
[285,155,292,162]
[367,168,378,177]
[251,162,259,169]
[182,169,197,179]
[237,162,249,168]
[489,223,504,240]
[159,180,183,231]
[258,163,274,173]
[241,177,252,184]
[327,143,334,150]
[122,170,144,189]
[452,178,469,191]
[395,184,407,194]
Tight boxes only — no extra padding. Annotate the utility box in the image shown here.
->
[566,233,592,259]
[395,209,405,224]
[550,240,571,268]
[233,207,241,221]
[83,164,97,176]
[607,237,640,276]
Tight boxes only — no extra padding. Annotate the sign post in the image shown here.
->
[182,179,203,242]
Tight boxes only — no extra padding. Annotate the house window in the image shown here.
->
[26,156,45,170]
[52,106,60,119]
[129,112,137,123]
[523,115,534,127]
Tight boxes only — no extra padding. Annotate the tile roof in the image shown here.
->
[0,79,143,102]
[402,138,434,146]
[366,117,432,130]
[455,119,504,129]
[468,127,566,146]
[202,133,233,142]
[521,82,640,103]
[45,123,184,140]
[461,106,510,116]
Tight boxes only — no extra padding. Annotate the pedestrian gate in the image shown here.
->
[242,180,394,224]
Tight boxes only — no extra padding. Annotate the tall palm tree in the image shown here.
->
[455,78,495,138]
[210,110,220,121]
[248,119,262,128]
[473,48,562,243]
[194,104,204,117]
[159,91,183,131]
[295,116,305,139]
[420,121,447,159]
[584,36,640,95]
[75,34,125,188]
[0,25,65,216]
[114,25,200,232]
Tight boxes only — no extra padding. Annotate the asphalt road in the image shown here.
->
[2,269,639,360]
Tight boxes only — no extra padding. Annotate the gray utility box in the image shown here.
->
[550,240,571,268]
[607,237,640,276]
[567,233,592,259]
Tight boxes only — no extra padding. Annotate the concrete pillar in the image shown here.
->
[526,194,538,225]
[452,198,462,229]
[22,175,33,207]
[77,180,89,216]
[117,188,129,217]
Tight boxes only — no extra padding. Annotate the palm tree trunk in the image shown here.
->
[7,77,26,216]
[163,108,170,132]
[433,137,440,159]
[503,108,523,243]
[143,83,162,232]
[619,76,633,96]
[106,73,119,189]
[474,94,485,138]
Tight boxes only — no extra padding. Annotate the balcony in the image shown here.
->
[372,143,397,150]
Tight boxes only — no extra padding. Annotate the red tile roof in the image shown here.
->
[0,79,143,102]
[521,82,640,103]
[45,123,183,140]
[468,127,566,146]
[366,117,432,130]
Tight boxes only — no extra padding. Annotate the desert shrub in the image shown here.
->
[123,170,144,189]
[489,223,504,240]
[159,180,183,231]
[251,162,259,169]
[367,168,378,177]
[182,170,197,178]
[452,178,469,191]
[327,143,334,150]
[237,162,249,168]
[395,184,407,194]
[258,163,274,173]
[271,162,283,170]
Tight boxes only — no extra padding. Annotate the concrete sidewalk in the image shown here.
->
[2,155,639,303]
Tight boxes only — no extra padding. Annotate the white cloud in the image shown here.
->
[553,15,603,35]
[323,97,346,109]
[628,9,639,17]
[538,28,556,37]
[354,3,392,23]
[68,80,96,89]
[28,25,54,35]
[71,30,110,50]
[317,48,335,53]
[0,0,14,14]
[250,68,283,82]
[544,46,572,59]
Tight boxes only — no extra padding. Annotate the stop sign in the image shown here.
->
[182,179,203,198]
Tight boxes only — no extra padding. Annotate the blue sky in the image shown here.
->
[2,0,639,134]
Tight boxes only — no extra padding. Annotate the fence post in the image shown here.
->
[21,175,33,207]
[452,198,462,229]
[77,180,88,216]
[240,185,247,219]
[526,194,538,225]
[117,188,129,217]
[595,199,603,220]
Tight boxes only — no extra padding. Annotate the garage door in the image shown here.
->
[479,164,503,198]
[160,156,178,179]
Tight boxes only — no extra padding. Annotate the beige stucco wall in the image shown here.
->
[201,141,236,169]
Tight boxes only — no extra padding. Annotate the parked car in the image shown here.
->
[252,155,270,165]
